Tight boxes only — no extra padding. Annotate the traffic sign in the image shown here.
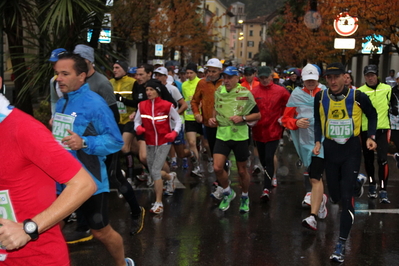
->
[155,44,163,57]
[334,12,358,37]
[362,35,384,54]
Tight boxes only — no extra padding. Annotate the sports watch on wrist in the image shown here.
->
[242,115,246,121]
[82,139,88,148]
[23,219,39,240]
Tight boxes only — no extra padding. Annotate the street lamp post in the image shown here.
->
[236,20,244,64]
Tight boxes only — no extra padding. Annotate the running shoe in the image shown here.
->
[191,166,203,177]
[67,212,77,223]
[125,257,135,266]
[239,196,250,213]
[136,172,149,181]
[207,160,214,173]
[318,194,328,219]
[330,242,345,263]
[260,188,270,202]
[130,206,145,235]
[65,229,93,244]
[355,173,367,197]
[271,176,278,187]
[379,190,391,204]
[302,192,311,208]
[252,164,263,175]
[190,150,198,165]
[395,153,399,169]
[182,158,189,169]
[171,160,178,169]
[368,184,378,198]
[150,202,164,214]
[219,190,236,211]
[211,184,224,200]
[146,175,154,187]
[164,172,176,196]
[302,215,317,231]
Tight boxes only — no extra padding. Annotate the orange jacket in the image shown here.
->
[191,78,223,127]
[241,78,259,91]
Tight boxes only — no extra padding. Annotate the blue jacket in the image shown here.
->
[55,83,123,194]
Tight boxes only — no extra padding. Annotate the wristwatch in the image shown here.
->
[82,139,88,148]
[23,219,39,240]
[242,115,247,121]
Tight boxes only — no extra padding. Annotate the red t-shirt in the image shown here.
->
[0,109,82,266]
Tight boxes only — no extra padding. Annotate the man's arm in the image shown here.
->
[0,168,96,250]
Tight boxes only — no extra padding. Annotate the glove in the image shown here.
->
[165,131,178,142]
[115,93,125,103]
[135,125,146,135]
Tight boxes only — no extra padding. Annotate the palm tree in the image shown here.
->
[1,0,108,115]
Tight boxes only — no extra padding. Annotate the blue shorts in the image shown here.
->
[173,125,186,145]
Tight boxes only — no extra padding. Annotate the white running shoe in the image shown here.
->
[302,215,317,230]
[150,202,164,214]
[164,172,176,196]
[302,192,311,208]
[211,185,224,200]
[318,194,328,219]
[191,166,203,177]
[271,176,278,187]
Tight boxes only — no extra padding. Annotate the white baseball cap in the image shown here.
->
[395,72,399,79]
[301,64,319,81]
[206,58,222,69]
[154,67,168,76]
[198,67,205,73]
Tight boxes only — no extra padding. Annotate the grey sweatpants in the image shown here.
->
[147,144,171,181]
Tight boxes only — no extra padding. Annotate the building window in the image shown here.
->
[250,24,253,27]
[238,7,243,13]
[260,30,262,36]
[247,41,254,47]
[248,52,252,58]
[241,42,243,48]
[249,30,253,36]
[240,51,242,56]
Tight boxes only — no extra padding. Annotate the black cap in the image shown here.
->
[364,65,378,75]
[186,62,198,73]
[324,62,345,76]
[115,60,129,74]
[243,67,255,75]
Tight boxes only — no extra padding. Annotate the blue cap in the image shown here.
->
[128,67,137,74]
[223,66,239,76]
[49,48,67,62]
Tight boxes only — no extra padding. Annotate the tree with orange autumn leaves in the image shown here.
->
[111,0,224,64]
[268,0,399,67]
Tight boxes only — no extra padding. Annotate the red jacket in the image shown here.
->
[251,82,290,142]
[139,97,174,146]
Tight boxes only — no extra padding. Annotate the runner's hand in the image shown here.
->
[0,218,31,250]
[62,130,84,150]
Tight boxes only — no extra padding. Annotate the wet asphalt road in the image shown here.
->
[67,136,399,266]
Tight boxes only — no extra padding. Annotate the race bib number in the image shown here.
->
[327,119,353,144]
[117,101,127,114]
[185,100,193,115]
[52,113,75,150]
[0,190,16,222]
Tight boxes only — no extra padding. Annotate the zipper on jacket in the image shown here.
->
[61,94,69,113]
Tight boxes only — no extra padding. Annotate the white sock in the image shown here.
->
[222,186,231,194]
